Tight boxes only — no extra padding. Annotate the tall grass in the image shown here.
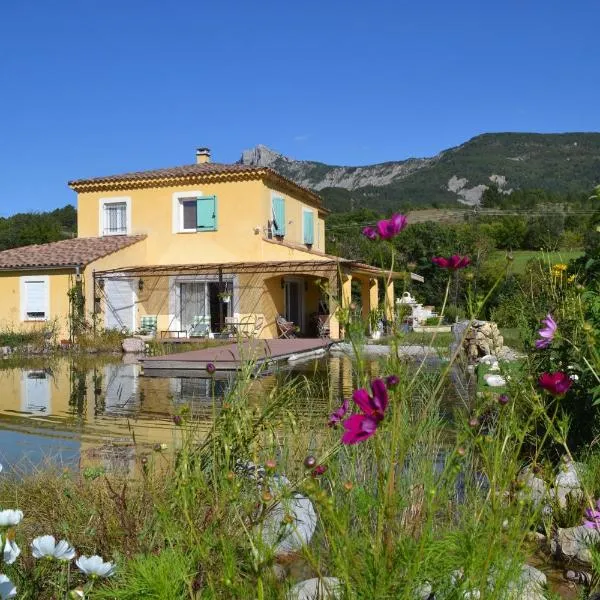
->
[0,256,598,598]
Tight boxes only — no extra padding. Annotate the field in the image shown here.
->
[492,249,583,273]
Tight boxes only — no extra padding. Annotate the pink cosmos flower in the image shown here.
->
[583,500,600,530]
[376,214,408,240]
[362,226,378,241]
[311,465,328,477]
[341,378,389,445]
[538,372,572,396]
[431,255,471,270]
[535,314,557,349]
[328,398,349,427]
[362,214,407,241]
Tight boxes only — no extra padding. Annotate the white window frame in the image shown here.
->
[172,191,203,234]
[20,370,52,415]
[20,275,50,321]
[302,207,315,246]
[99,197,131,236]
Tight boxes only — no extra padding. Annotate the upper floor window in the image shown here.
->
[173,192,218,233]
[100,197,131,236]
[271,196,286,237]
[303,208,315,246]
[20,275,49,321]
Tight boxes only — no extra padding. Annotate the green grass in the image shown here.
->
[492,249,583,273]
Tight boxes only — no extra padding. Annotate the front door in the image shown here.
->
[284,280,304,333]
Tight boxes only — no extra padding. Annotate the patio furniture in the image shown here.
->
[160,329,188,339]
[139,315,157,337]
[189,315,211,338]
[276,314,297,339]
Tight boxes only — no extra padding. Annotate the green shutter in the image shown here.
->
[272,197,285,236]
[196,196,217,231]
[303,210,314,245]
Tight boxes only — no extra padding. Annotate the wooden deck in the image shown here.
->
[141,338,332,376]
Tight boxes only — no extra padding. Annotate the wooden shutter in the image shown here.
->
[303,210,314,245]
[272,197,286,236]
[196,196,217,230]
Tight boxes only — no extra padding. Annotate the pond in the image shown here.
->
[0,354,361,472]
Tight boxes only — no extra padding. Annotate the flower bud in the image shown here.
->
[172,415,183,426]
[468,417,480,429]
[497,394,509,406]
[303,455,317,469]
[265,459,277,472]
[206,362,216,374]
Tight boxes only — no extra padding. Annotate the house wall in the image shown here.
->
[76,179,327,265]
[0,269,74,340]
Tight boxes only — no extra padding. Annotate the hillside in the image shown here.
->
[240,133,600,211]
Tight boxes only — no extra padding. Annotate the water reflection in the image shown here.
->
[0,355,357,472]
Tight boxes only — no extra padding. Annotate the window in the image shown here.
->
[271,196,286,236]
[172,192,218,233]
[20,276,49,321]
[100,197,131,236]
[303,209,314,245]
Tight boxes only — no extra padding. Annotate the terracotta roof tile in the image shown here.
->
[68,162,262,187]
[0,235,146,270]
[68,162,325,209]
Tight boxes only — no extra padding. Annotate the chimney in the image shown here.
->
[196,147,211,164]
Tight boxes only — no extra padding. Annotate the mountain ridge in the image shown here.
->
[239,132,600,211]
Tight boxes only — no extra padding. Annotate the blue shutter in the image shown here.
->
[196,196,217,231]
[272,197,285,236]
[303,210,314,245]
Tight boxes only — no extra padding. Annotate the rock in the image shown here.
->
[484,374,507,387]
[122,337,145,353]
[286,577,341,600]
[259,492,317,557]
[413,582,433,599]
[518,469,548,507]
[555,461,584,508]
[551,525,600,564]
[479,355,497,365]
[507,564,547,600]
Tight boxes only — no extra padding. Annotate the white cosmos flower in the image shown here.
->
[76,555,116,578]
[2,537,20,565]
[32,535,76,560]
[0,511,22,528]
[0,574,16,599]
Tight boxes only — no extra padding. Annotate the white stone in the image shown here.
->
[122,337,145,353]
[286,577,342,600]
[552,525,600,564]
[517,469,548,507]
[484,373,506,387]
[555,461,584,508]
[259,493,317,557]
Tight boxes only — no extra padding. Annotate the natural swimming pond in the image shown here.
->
[0,351,467,473]
[0,354,364,471]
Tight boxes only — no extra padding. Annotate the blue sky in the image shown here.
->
[0,0,598,214]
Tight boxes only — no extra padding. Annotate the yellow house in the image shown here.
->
[0,147,402,342]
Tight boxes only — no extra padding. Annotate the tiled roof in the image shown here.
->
[69,162,262,187]
[0,235,145,270]
[68,162,325,209]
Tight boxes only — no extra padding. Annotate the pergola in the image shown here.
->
[93,259,423,338]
